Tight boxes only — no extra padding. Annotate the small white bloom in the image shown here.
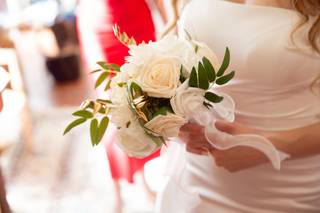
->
[170,81,207,118]
[145,113,187,138]
[154,36,199,72]
[109,104,134,128]
[117,119,160,158]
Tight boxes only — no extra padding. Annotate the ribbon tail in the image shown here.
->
[205,125,290,170]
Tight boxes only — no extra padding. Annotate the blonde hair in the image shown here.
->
[292,0,320,92]
[293,0,320,52]
[164,0,320,53]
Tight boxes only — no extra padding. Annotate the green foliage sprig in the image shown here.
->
[63,98,111,146]
[188,47,235,107]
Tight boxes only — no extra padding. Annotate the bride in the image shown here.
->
[156,0,320,212]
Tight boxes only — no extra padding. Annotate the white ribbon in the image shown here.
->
[192,91,289,170]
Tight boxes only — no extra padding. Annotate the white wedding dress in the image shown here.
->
[156,0,320,212]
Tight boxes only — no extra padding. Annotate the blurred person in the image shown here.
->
[76,0,167,212]
[155,0,320,212]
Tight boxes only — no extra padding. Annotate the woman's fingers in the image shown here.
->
[180,123,204,133]
[186,145,209,155]
[215,120,235,134]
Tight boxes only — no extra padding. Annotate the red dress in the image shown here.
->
[77,0,160,183]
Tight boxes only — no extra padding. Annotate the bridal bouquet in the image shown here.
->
[64,25,235,158]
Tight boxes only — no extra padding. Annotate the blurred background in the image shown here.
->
[0,0,167,212]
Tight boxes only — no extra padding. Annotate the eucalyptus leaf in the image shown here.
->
[95,72,109,88]
[217,47,230,77]
[189,67,198,88]
[202,57,216,82]
[63,118,87,135]
[90,119,99,146]
[72,110,93,119]
[204,92,224,103]
[216,71,235,85]
[98,117,109,142]
[198,62,209,90]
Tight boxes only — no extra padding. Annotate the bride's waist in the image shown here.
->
[235,111,320,131]
[185,153,320,190]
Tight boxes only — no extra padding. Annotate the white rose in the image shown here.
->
[117,120,161,158]
[170,81,207,118]
[145,113,187,138]
[171,81,236,126]
[136,57,181,98]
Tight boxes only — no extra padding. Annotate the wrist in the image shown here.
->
[261,131,291,154]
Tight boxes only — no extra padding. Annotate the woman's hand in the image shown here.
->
[179,123,214,155]
[180,119,320,172]
[212,121,271,172]
[179,121,270,172]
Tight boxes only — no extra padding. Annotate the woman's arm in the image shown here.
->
[153,0,168,23]
[180,121,320,172]
[261,122,320,159]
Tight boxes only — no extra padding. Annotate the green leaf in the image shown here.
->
[202,57,216,82]
[96,99,112,104]
[130,82,143,98]
[184,29,192,40]
[189,67,198,88]
[90,119,99,146]
[104,80,112,91]
[204,92,224,103]
[217,47,230,77]
[117,82,127,87]
[98,117,109,142]
[97,61,120,71]
[195,45,199,53]
[216,71,235,85]
[95,72,109,88]
[203,101,213,109]
[153,106,171,118]
[90,69,102,74]
[198,62,209,90]
[72,110,93,119]
[63,118,87,135]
